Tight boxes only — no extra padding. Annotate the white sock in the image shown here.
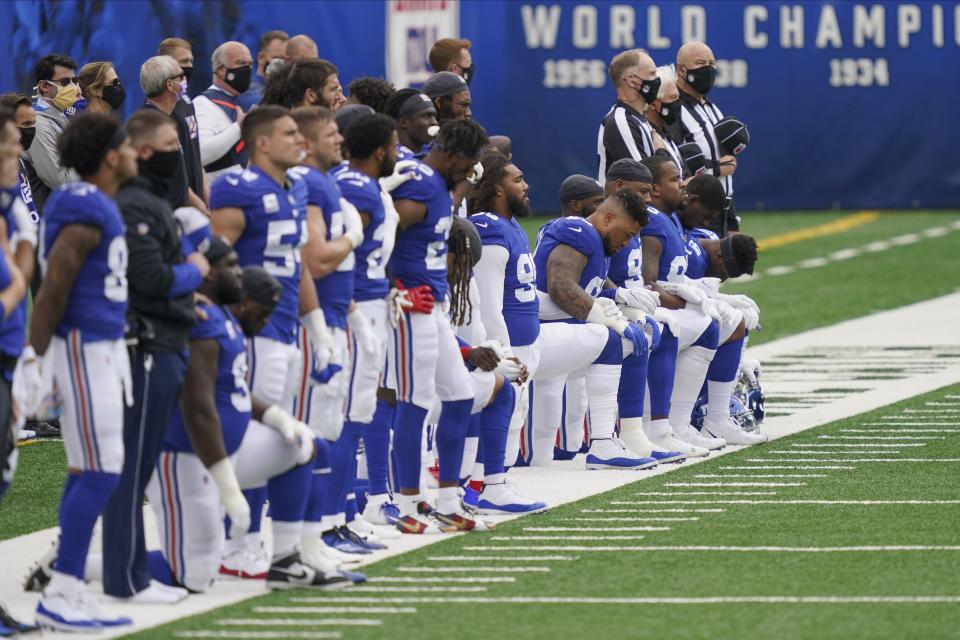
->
[365,493,389,510]
[645,418,672,439]
[302,521,323,538]
[585,364,622,440]
[272,521,302,559]
[398,493,420,517]
[669,346,715,427]
[460,436,479,479]
[46,570,82,597]
[437,486,460,514]
[318,515,339,533]
[706,379,736,424]
[83,553,102,582]
[485,472,505,485]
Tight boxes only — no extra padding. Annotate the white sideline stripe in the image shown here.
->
[904,409,960,413]
[924,402,960,406]
[368,577,515,583]
[635,491,778,496]
[175,633,342,639]
[217,619,382,627]
[489,535,650,541]
[694,474,829,478]
[349,586,488,593]
[852,428,960,432]
[255,607,416,614]
[523,527,670,532]
[398,566,550,572]
[789,443,922,448]
[868,418,957,423]
[582,508,726,513]
[747,458,960,463]
[719,466,855,470]
[608,500,960,505]
[767,450,903,455]
[426,556,575,562]
[267,596,960,605]
[462,546,960,553]
[820,435,940,440]
[664,482,806,487]
[563,517,701,522]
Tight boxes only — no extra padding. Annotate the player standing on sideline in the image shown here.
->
[20,113,136,631]
[384,90,438,161]
[388,119,487,533]
[210,105,339,584]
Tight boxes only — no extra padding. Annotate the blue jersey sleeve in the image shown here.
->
[54,189,109,228]
[638,208,670,242]
[189,304,226,341]
[209,173,257,210]
[552,217,600,257]
[390,167,434,203]
[689,227,719,241]
[469,213,508,249]
[338,176,381,213]
[0,251,11,290]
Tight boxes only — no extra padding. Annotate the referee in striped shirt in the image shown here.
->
[597,49,664,184]
[644,64,687,182]
[675,41,739,235]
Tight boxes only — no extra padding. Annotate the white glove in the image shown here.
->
[713,298,741,328]
[347,306,380,359]
[379,159,421,192]
[695,277,721,298]
[658,280,706,306]
[619,305,645,323]
[652,308,681,337]
[379,189,400,264]
[10,198,37,247]
[740,357,762,387]
[717,292,760,315]
[339,198,364,249]
[694,297,723,322]
[208,458,250,540]
[741,306,760,331]
[615,286,660,315]
[300,309,334,372]
[586,298,630,335]
[494,357,524,381]
[466,161,484,185]
[12,347,47,418]
[478,339,508,360]
[261,405,300,443]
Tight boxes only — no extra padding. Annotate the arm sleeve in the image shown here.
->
[474,244,510,348]
[166,263,203,298]
[194,96,242,166]
[29,119,77,188]
[123,200,176,297]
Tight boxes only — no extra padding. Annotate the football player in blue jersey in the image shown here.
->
[530,188,655,469]
[20,113,137,631]
[384,89,437,162]
[669,171,766,445]
[387,119,488,533]
[210,105,336,581]
[145,239,350,592]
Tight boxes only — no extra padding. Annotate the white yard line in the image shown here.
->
[397,566,550,573]
[610,500,960,505]
[581,508,725,513]
[789,443,921,447]
[693,474,828,479]
[367,577,514,583]
[766,450,904,455]
[216,619,382,627]
[522,527,668,532]
[852,428,960,432]
[561,517,700,522]
[747,458,960,463]
[347,586,488,592]
[635,491,778,496]
[488,535,651,541]
[663,482,805,487]
[820,435,940,440]
[425,556,577,562]
[254,606,415,614]
[719,466,854,470]
[174,633,341,639]
[4,292,960,638]
[461,545,960,553]
[288,595,960,605]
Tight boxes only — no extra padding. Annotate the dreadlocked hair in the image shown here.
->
[466,150,510,215]
[434,118,488,159]
[446,219,475,328]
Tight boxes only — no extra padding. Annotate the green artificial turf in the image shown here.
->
[0,440,66,539]
[134,384,960,640]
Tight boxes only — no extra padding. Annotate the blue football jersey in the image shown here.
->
[289,165,354,329]
[165,304,251,455]
[608,236,644,289]
[336,169,388,302]
[41,182,127,342]
[533,216,609,321]
[469,212,539,347]
[389,163,452,299]
[684,226,718,280]
[0,192,28,358]
[397,144,415,162]
[210,165,308,344]
[638,206,687,282]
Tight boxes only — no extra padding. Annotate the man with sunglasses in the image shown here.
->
[27,54,80,210]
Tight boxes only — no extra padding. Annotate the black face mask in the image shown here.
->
[18,126,35,150]
[660,100,682,126]
[182,66,194,82]
[224,65,252,93]
[461,64,475,85]
[638,76,661,105]
[140,149,181,179]
[102,83,126,110]
[685,65,717,95]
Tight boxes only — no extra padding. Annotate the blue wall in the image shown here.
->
[2,0,958,212]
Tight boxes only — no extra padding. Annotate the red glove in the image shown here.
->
[394,279,435,314]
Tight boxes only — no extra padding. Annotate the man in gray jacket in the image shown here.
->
[26,54,80,211]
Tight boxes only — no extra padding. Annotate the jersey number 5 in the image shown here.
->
[264,219,305,277]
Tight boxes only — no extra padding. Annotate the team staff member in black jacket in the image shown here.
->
[101,108,209,603]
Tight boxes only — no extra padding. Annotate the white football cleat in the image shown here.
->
[476,481,548,515]
[36,591,103,633]
[649,431,710,458]
[702,418,769,445]
[219,547,270,580]
[585,437,659,470]
[675,422,726,450]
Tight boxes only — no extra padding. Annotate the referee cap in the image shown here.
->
[678,142,707,176]
[423,71,468,99]
[559,174,604,204]
[714,117,750,155]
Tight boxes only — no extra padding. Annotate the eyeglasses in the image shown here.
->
[45,77,78,87]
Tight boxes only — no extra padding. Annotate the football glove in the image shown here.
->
[379,159,421,192]
[347,306,380,360]
[300,309,334,373]
[614,286,660,315]
[209,458,250,540]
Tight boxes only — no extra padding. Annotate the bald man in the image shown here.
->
[285,34,319,61]
[675,42,738,235]
[597,48,667,183]
[194,41,253,177]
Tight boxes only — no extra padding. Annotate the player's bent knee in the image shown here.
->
[693,319,721,350]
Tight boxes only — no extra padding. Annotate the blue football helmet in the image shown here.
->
[691,379,765,434]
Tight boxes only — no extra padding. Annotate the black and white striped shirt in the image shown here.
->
[652,123,687,181]
[597,100,656,184]
[676,90,733,197]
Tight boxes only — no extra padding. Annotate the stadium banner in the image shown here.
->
[0,1,957,213]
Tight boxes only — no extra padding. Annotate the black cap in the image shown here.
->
[605,158,653,184]
[559,174,603,204]
[335,104,375,136]
[422,71,468,99]
[203,235,233,265]
[242,266,282,308]
[678,142,707,176]
[714,117,750,155]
